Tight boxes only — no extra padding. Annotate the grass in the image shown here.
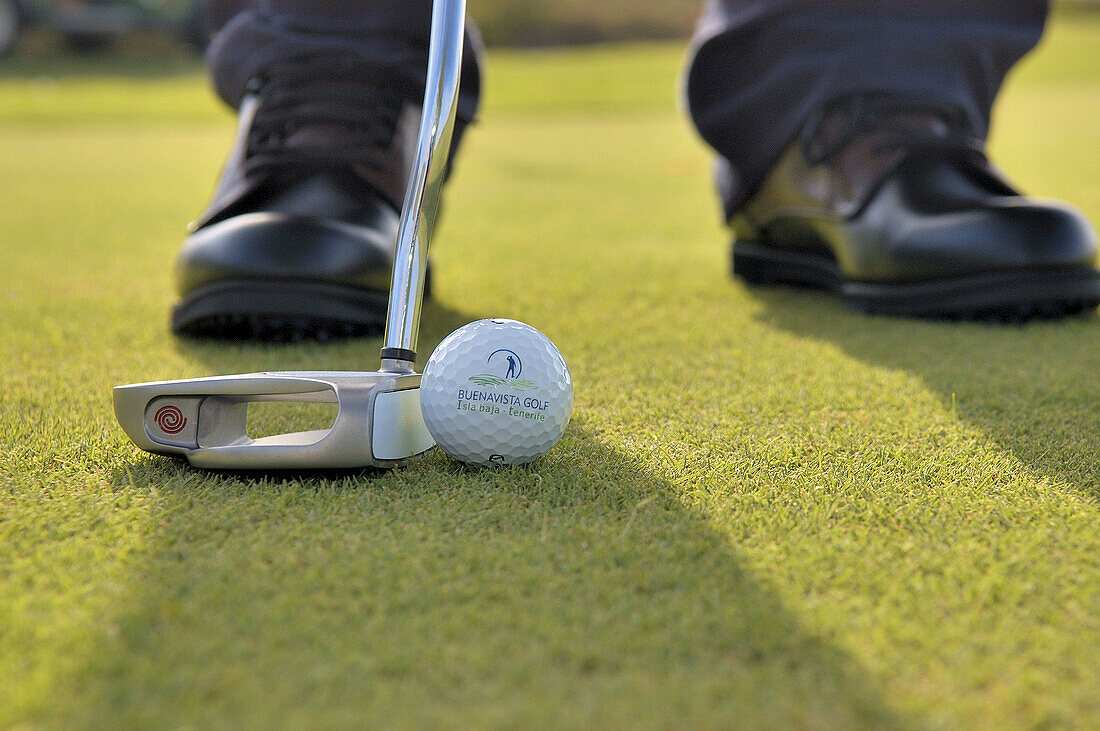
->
[469,0,698,45]
[2,10,1100,729]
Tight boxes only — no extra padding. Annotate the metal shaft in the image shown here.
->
[381,0,466,367]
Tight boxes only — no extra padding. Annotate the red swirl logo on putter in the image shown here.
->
[153,405,187,435]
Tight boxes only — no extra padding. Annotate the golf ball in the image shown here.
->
[420,319,573,466]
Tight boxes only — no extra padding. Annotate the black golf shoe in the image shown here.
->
[731,94,1100,321]
[173,55,441,341]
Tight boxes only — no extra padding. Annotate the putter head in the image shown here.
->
[113,371,435,470]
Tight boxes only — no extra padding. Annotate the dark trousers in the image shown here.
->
[206,0,1047,217]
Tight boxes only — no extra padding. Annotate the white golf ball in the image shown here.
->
[420,319,573,466]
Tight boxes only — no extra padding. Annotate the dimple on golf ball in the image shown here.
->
[420,319,573,466]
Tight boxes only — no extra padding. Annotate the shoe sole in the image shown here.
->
[172,279,402,342]
[732,241,1100,322]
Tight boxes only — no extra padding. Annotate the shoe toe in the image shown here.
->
[176,210,398,296]
[1001,200,1098,268]
[863,186,1098,279]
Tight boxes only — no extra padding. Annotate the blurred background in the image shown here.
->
[3,0,1098,58]
[0,0,695,58]
[1,0,1095,56]
[0,0,205,56]
[0,0,704,57]
[0,0,697,58]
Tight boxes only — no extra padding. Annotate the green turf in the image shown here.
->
[2,10,1100,729]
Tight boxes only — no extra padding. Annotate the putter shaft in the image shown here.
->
[382,0,467,366]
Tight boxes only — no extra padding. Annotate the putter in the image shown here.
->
[113,0,467,469]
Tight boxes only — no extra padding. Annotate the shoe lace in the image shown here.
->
[243,54,409,175]
[800,94,983,166]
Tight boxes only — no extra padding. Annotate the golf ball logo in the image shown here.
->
[153,404,187,435]
[468,349,538,391]
[490,349,521,378]
[457,349,553,421]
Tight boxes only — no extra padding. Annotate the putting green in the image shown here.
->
[2,11,1099,728]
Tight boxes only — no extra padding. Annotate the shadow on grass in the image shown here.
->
[750,288,1100,498]
[82,422,908,726]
